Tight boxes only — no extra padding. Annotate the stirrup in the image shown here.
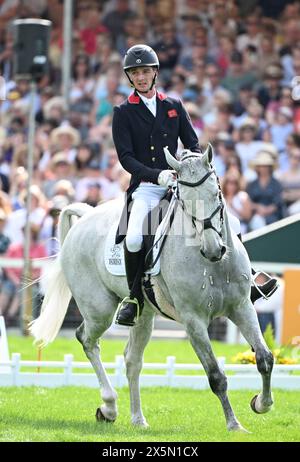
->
[252,271,279,300]
[115,296,141,325]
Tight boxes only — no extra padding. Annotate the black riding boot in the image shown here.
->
[237,234,279,303]
[115,246,144,327]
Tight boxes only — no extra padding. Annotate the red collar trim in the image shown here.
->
[128,91,168,104]
[157,91,168,101]
[128,93,140,104]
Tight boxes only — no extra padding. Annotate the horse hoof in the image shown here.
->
[250,394,272,414]
[228,422,250,433]
[132,421,149,428]
[250,395,260,414]
[95,407,116,423]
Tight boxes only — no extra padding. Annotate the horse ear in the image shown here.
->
[163,146,181,172]
[202,143,213,166]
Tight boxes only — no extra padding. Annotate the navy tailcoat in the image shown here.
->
[112,90,201,243]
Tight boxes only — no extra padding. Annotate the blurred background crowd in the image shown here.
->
[0,0,299,327]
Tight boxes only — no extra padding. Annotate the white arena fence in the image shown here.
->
[0,353,300,390]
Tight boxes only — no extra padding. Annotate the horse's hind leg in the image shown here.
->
[229,302,274,414]
[75,294,119,422]
[184,317,247,432]
[123,304,154,427]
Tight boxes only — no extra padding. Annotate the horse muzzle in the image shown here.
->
[201,245,226,262]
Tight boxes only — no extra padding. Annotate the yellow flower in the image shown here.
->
[232,350,256,364]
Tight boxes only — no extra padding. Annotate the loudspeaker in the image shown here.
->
[12,19,52,80]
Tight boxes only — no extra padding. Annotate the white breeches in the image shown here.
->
[125,183,241,252]
[126,183,167,253]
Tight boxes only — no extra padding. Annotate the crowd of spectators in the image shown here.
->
[0,0,300,324]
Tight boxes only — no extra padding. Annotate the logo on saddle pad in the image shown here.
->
[104,222,161,277]
[109,245,122,265]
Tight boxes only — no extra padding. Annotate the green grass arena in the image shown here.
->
[1,337,299,442]
[1,387,300,442]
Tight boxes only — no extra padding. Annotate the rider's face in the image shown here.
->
[128,66,157,93]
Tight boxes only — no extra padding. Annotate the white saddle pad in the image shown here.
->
[104,221,162,276]
[105,195,177,276]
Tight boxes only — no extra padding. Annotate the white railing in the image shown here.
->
[0,257,50,269]
[0,353,299,389]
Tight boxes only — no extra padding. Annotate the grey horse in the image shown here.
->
[30,145,274,432]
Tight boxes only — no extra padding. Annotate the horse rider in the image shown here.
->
[112,44,278,327]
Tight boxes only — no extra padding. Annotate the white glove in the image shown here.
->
[158,170,177,188]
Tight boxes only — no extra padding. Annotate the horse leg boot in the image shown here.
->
[237,233,278,303]
[115,245,145,326]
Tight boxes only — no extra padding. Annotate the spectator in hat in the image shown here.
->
[50,125,81,163]
[43,97,66,124]
[235,118,265,178]
[42,152,76,199]
[52,179,75,202]
[247,150,286,230]
[257,63,284,108]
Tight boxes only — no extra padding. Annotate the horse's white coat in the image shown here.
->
[30,145,274,431]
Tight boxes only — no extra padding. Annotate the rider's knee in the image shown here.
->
[126,234,143,253]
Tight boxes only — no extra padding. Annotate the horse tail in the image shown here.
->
[58,202,93,245]
[29,203,93,346]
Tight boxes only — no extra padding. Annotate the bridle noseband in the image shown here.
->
[177,168,224,238]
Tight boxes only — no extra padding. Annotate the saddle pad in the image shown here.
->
[105,194,177,276]
[104,221,161,276]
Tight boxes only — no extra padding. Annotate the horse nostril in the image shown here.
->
[221,246,226,256]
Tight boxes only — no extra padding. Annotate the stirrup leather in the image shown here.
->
[252,271,279,300]
[116,296,141,319]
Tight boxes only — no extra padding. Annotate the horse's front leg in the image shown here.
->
[183,315,248,432]
[229,302,274,414]
[124,304,154,427]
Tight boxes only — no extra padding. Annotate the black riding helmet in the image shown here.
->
[123,44,159,92]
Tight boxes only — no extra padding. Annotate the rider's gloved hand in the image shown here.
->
[158,170,177,188]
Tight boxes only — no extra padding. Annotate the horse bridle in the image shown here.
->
[177,168,224,238]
